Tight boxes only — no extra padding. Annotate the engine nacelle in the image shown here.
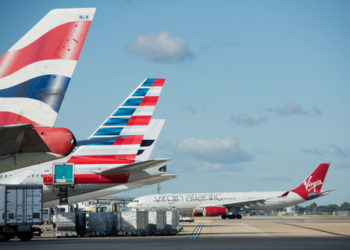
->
[34,127,76,156]
[193,207,203,217]
[203,206,227,217]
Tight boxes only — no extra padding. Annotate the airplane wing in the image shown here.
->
[221,198,267,209]
[93,159,172,175]
[198,198,268,210]
[136,173,177,185]
[53,173,177,206]
[0,124,50,155]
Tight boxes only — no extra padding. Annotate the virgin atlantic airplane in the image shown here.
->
[128,163,332,219]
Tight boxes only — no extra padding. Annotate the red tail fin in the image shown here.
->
[291,163,330,200]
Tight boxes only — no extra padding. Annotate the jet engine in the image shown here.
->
[193,207,203,216]
[203,206,227,217]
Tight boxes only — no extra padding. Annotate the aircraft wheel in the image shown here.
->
[19,233,32,241]
[221,215,227,219]
[237,214,242,219]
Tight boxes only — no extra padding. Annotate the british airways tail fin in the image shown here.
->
[0,8,96,127]
[291,163,330,200]
[68,78,165,165]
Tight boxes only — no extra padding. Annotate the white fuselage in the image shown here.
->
[0,156,165,207]
[128,191,306,213]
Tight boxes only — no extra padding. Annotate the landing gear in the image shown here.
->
[222,214,242,219]
[19,232,33,241]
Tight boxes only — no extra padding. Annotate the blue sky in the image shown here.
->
[0,0,349,205]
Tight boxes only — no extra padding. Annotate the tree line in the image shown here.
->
[296,202,350,213]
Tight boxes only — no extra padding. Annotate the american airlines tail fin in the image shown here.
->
[68,78,165,165]
[0,8,96,127]
[136,119,165,161]
[291,163,330,200]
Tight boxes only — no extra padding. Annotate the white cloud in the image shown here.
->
[126,31,194,63]
[230,114,268,127]
[268,102,323,117]
[200,163,223,171]
[257,173,290,182]
[179,138,237,153]
[178,137,252,165]
[300,144,349,158]
[276,102,307,116]
[181,105,198,114]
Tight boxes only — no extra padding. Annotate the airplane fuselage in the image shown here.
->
[0,156,166,207]
[128,191,306,213]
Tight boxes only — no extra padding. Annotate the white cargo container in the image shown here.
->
[148,210,166,235]
[166,210,179,235]
[54,212,86,237]
[88,212,116,236]
[0,185,43,241]
[120,210,148,235]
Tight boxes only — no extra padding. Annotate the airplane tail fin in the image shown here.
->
[68,78,165,165]
[291,163,330,200]
[0,8,96,127]
[136,119,165,161]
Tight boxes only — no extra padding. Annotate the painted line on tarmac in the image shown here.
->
[240,223,273,237]
[188,224,203,240]
[282,223,350,237]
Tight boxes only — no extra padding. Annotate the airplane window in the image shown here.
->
[5,175,7,178]
[0,175,2,178]
[32,174,34,178]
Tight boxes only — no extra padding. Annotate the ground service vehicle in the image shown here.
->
[0,185,43,241]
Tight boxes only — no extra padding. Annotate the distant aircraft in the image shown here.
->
[127,163,332,219]
[0,78,174,207]
[0,8,96,172]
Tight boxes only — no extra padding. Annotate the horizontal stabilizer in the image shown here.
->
[94,158,172,175]
[0,124,51,155]
[308,189,334,199]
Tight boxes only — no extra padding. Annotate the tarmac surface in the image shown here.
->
[1,216,350,249]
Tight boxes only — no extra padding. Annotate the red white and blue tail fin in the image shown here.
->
[68,78,165,164]
[0,8,96,127]
[136,119,165,161]
[291,163,330,200]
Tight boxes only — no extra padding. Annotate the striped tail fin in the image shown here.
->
[68,78,165,165]
[0,8,96,127]
[136,119,165,161]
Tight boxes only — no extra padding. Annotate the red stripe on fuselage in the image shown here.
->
[43,173,130,185]
[67,154,136,165]
[0,21,91,78]
[139,96,159,106]
[126,116,151,126]
[0,111,41,126]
